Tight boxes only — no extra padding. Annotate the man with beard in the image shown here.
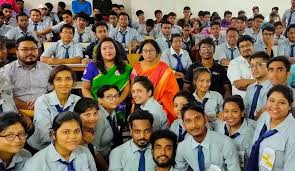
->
[150,129,177,171]
[227,35,256,100]
[3,36,52,128]
[109,109,156,171]
[0,11,12,37]
[174,103,240,171]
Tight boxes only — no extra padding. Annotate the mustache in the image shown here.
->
[157,155,169,159]
[138,138,148,142]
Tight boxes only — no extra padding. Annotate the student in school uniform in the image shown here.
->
[215,95,255,169]
[109,109,156,171]
[93,85,123,158]
[0,11,12,37]
[40,24,83,65]
[0,112,31,171]
[132,10,145,33]
[29,9,53,43]
[209,21,226,46]
[141,19,158,39]
[150,129,178,171]
[245,14,264,41]
[214,27,240,66]
[109,12,144,48]
[274,21,286,45]
[5,12,40,44]
[74,97,108,171]
[155,20,172,52]
[192,67,224,128]
[174,103,241,171]
[254,25,275,57]
[131,76,168,131]
[277,23,295,62]
[1,4,17,27]
[23,111,97,171]
[73,12,96,43]
[244,51,272,120]
[27,65,81,151]
[170,91,195,142]
[167,12,182,35]
[181,24,195,59]
[245,85,295,171]
[236,16,247,36]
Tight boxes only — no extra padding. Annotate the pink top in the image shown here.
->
[0,0,19,12]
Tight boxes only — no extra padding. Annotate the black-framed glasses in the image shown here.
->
[0,132,28,141]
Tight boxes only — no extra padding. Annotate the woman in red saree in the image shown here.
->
[130,39,179,124]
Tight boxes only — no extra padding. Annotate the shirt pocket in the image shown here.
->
[263,139,285,169]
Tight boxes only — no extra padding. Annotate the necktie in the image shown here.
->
[246,124,278,171]
[0,162,6,170]
[21,32,28,36]
[107,115,123,148]
[290,44,295,57]
[249,84,263,119]
[33,23,38,31]
[265,47,274,58]
[63,45,70,58]
[55,105,70,113]
[224,125,241,139]
[138,149,146,171]
[78,32,84,43]
[172,54,185,73]
[287,11,294,27]
[196,98,209,109]
[229,48,235,60]
[197,145,205,171]
[215,39,219,45]
[58,159,75,171]
[120,31,127,44]
[166,40,171,48]
[178,125,187,142]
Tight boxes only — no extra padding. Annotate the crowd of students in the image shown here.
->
[1,0,295,170]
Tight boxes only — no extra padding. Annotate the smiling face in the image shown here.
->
[267,92,291,122]
[152,138,174,168]
[223,102,243,127]
[131,82,152,105]
[174,96,189,118]
[53,70,74,95]
[183,110,207,138]
[80,107,99,129]
[194,72,211,93]
[238,40,254,58]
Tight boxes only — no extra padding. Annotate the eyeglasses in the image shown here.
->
[104,94,120,101]
[142,49,156,54]
[18,47,38,53]
[249,63,267,69]
[0,132,27,141]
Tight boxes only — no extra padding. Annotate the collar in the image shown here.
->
[5,150,27,169]
[287,38,295,46]
[47,143,78,162]
[265,112,295,134]
[17,27,28,34]
[182,36,191,43]
[193,91,211,101]
[190,130,211,149]
[130,140,152,153]
[118,26,129,33]
[161,35,169,42]
[236,55,250,64]
[58,40,74,47]
[75,28,86,34]
[99,104,116,118]
[170,47,184,56]
[225,118,250,135]
[255,79,271,87]
[226,42,237,49]
[47,90,76,109]
[211,34,221,41]
[16,60,39,70]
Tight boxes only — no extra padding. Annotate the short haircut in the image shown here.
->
[118,5,124,8]
[238,10,245,15]
[76,12,89,21]
[139,39,161,54]
[16,0,24,3]
[30,9,41,15]
[1,3,12,10]
[247,17,254,22]
[198,37,215,50]
[133,76,154,95]
[203,11,210,16]
[136,10,144,16]
[226,27,239,34]
[173,91,196,102]
[109,11,118,17]
[223,95,244,111]
[236,16,246,22]
[181,102,205,120]
[272,7,279,11]
[210,20,221,27]
[237,35,255,49]
[267,85,294,105]
[48,65,76,84]
[161,20,172,27]
[129,109,154,128]
[267,56,291,72]
[51,111,82,132]
[92,21,108,32]
[45,3,53,11]
[16,12,28,20]
[16,36,38,49]
[170,33,182,42]
[198,11,204,17]
[0,112,27,133]
[0,11,4,17]
[59,24,75,34]
[274,21,283,27]
[118,12,129,20]
[167,12,176,18]
[262,25,275,33]
[287,23,295,33]
[253,14,264,20]
[182,23,191,29]
[62,10,72,16]
[224,10,232,17]
[193,67,212,81]
[96,84,119,98]
[58,1,66,9]
[154,10,162,16]
[250,51,270,62]
[150,129,178,166]
[146,19,155,28]
[183,6,190,11]
[252,6,259,11]
[74,98,99,114]
[112,4,119,9]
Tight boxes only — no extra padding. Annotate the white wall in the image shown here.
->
[24,0,289,21]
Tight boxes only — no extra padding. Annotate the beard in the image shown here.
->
[153,155,174,168]
[20,56,38,65]
[135,138,149,148]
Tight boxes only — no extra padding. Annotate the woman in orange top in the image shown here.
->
[130,39,179,124]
